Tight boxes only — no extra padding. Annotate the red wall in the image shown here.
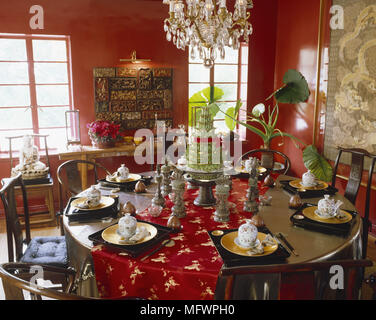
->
[273,0,320,174]
[0,0,278,214]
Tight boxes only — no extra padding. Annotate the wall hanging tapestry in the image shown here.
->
[324,0,376,164]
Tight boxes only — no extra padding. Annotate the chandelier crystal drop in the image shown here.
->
[163,0,253,68]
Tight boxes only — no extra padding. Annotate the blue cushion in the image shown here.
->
[20,236,68,267]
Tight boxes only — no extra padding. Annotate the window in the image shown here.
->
[0,34,73,152]
[188,44,248,139]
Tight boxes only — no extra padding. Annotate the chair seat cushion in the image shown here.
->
[20,236,68,267]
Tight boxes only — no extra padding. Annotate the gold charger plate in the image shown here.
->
[221,231,278,257]
[101,222,157,245]
[234,166,267,174]
[289,179,328,190]
[71,196,115,211]
[302,206,353,224]
[106,173,142,184]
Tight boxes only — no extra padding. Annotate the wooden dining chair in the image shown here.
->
[0,173,68,268]
[0,262,84,300]
[56,159,111,234]
[215,259,375,300]
[237,149,291,175]
[0,262,146,300]
[331,147,376,259]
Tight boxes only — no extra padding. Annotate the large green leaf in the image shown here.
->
[275,69,310,104]
[209,103,220,118]
[225,107,236,131]
[224,100,242,131]
[302,145,333,182]
[200,86,224,103]
[188,87,224,127]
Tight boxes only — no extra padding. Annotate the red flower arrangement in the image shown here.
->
[87,120,121,146]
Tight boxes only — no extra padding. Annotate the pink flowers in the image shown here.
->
[87,120,120,142]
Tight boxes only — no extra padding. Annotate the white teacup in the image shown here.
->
[117,214,137,240]
[301,170,317,187]
[237,219,258,248]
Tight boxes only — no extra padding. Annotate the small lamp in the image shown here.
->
[120,50,151,64]
[65,109,81,147]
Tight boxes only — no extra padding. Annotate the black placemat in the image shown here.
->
[208,226,290,267]
[88,219,174,258]
[64,196,119,222]
[98,175,152,191]
[280,180,338,198]
[98,179,138,192]
[290,203,357,236]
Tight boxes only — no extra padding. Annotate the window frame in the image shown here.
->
[0,33,74,153]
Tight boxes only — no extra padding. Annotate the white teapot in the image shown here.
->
[237,219,258,248]
[117,214,137,240]
[316,195,343,218]
[115,164,129,181]
[301,170,317,187]
[85,185,101,208]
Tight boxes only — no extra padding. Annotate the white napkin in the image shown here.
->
[128,226,150,243]
[246,239,264,255]
[261,234,276,247]
[335,211,348,220]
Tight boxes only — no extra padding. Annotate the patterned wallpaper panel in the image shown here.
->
[324,0,376,164]
[93,67,173,130]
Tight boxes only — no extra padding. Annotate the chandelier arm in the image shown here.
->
[192,20,208,48]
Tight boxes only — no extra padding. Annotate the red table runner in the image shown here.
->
[91,178,270,299]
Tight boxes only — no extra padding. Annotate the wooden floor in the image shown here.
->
[0,217,375,300]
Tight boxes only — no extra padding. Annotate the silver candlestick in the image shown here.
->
[171,167,186,218]
[161,157,172,197]
[214,175,231,222]
[243,157,260,213]
[152,164,165,208]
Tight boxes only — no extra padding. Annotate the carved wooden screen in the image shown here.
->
[93,67,173,130]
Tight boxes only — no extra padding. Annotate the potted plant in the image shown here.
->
[87,120,121,149]
[221,69,333,182]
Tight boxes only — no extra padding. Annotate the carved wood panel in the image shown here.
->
[93,67,173,131]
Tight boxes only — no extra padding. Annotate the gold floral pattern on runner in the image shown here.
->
[184,260,201,271]
[151,253,168,264]
[118,284,128,297]
[164,276,180,292]
[130,266,145,285]
[177,245,193,256]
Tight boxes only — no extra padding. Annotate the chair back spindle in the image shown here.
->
[0,173,31,262]
[331,147,376,258]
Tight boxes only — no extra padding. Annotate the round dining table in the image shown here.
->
[63,172,362,299]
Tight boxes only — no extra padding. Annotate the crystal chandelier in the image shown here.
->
[163,0,253,68]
